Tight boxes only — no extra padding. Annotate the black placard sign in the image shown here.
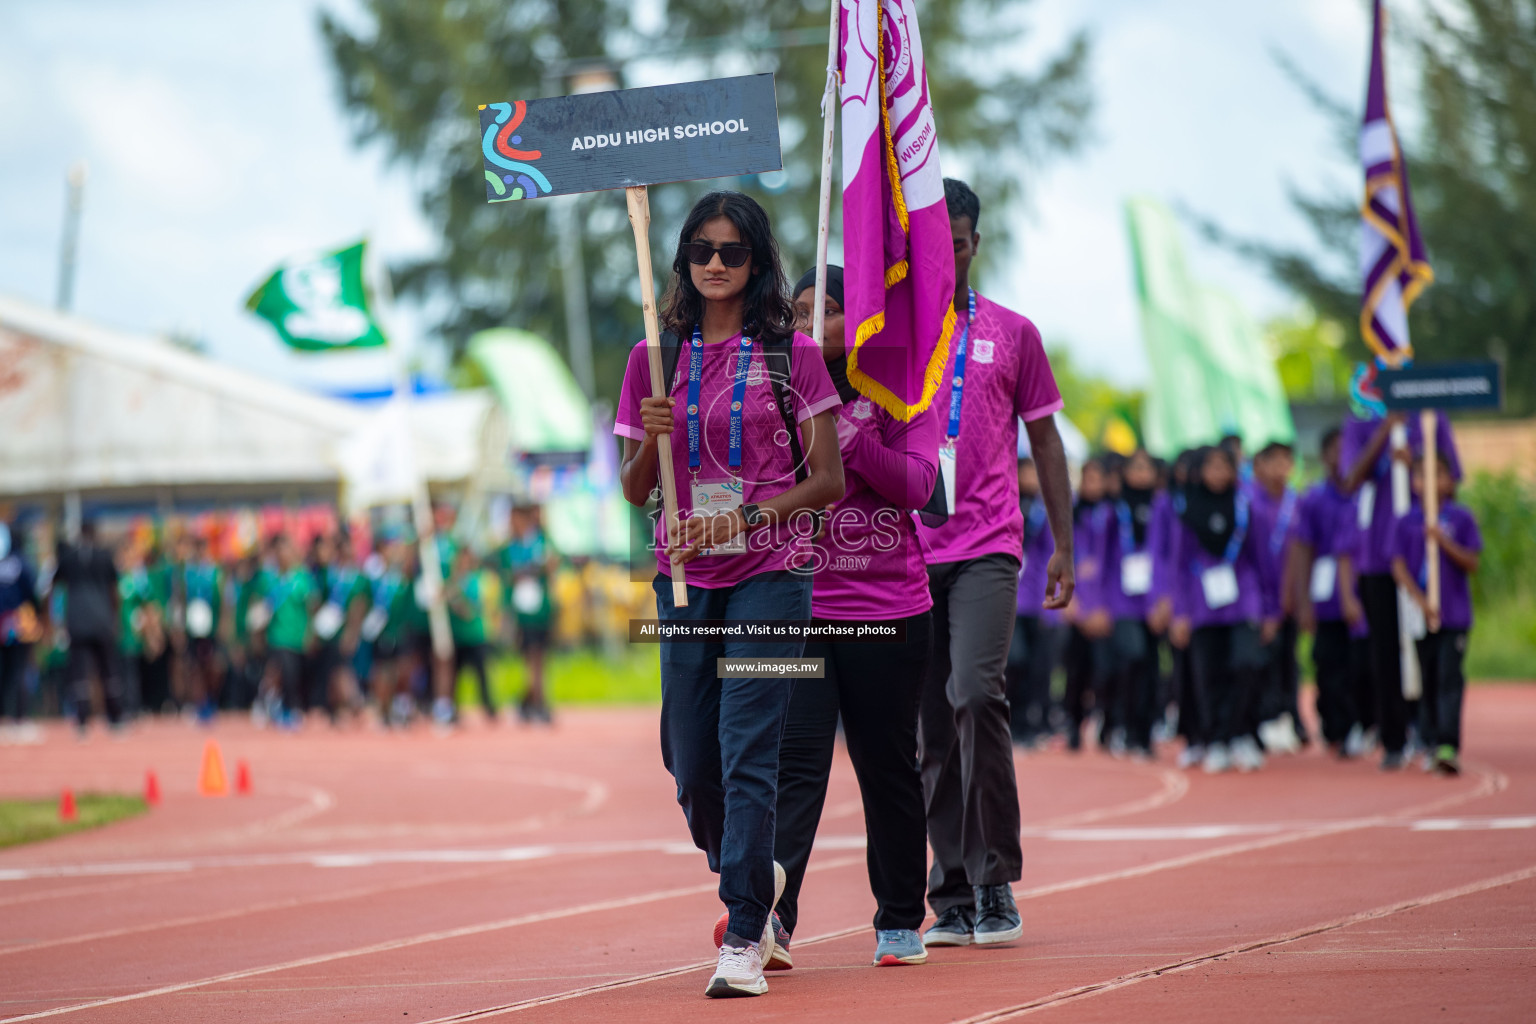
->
[476,74,781,202]
[1376,360,1503,411]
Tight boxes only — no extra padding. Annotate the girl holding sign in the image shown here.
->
[1166,446,1279,774]
[615,191,844,998]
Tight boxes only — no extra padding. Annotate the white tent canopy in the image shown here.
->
[0,295,509,505]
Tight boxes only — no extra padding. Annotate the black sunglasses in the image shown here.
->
[682,241,752,268]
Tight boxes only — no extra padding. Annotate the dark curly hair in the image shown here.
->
[660,191,794,346]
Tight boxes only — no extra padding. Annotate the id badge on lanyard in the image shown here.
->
[940,289,978,517]
[1201,564,1239,609]
[686,327,753,556]
[1116,501,1151,595]
[1121,554,1153,596]
[1310,556,1337,603]
[186,598,214,638]
[1199,492,1248,611]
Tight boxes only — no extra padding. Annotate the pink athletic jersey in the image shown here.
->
[811,398,940,620]
[918,292,1064,565]
[614,331,841,589]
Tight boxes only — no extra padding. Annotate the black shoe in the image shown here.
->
[922,904,975,947]
[1380,750,1406,771]
[972,884,1023,945]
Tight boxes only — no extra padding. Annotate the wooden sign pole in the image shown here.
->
[1422,409,1440,628]
[626,185,689,607]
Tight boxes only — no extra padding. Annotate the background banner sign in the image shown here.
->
[477,74,781,202]
[1376,360,1503,411]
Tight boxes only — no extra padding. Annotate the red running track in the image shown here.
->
[1,687,1533,1022]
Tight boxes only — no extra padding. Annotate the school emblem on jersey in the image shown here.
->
[851,397,873,419]
[971,338,996,363]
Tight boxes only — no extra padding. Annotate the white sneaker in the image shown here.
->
[1177,745,1206,769]
[761,860,786,966]
[706,943,767,998]
[1202,743,1231,774]
[1280,714,1303,753]
[1231,736,1266,772]
[1342,723,1366,759]
[1257,717,1289,754]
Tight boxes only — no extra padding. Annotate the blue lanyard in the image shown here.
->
[946,289,978,442]
[187,564,215,602]
[1023,498,1047,543]
[1269,490,1297,557]
[1225,492,1250,565]
[372,572,400,610]
[1115,501,1143,556]
[686,326,754,477]
[270,570,299,608]
[327,569,355,606]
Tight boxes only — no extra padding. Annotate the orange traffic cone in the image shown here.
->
[59,789,78,822]
[235,760,252,796]
[197,740,229,797]
[145,771,162,806]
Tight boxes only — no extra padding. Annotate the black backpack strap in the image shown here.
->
[917,462,949,527]
[759,338,808,484]
[658,330,683,395]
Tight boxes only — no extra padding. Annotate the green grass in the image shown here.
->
[456,647,661,708]
[0,794,148,850]
[1466,593,1536,681]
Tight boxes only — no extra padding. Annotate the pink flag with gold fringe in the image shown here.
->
[839,0,955,421]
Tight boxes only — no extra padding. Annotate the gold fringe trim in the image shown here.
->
[1358,108,1433,366]
[876,1,910,240]
[845,296,958,423]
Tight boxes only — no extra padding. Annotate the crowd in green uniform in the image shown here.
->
[5,508,558,732]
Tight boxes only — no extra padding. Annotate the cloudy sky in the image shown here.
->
[1,0,1400,392]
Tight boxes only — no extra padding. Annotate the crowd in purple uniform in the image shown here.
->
[1009,419,1481,778]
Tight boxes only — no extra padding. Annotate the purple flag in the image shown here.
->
[1359,0,1432,370]
[839,0,956,421]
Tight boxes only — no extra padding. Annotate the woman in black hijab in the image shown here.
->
[1169,446,1279,774]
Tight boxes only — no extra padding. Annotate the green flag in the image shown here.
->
[467,328,593,455]
[1126,198,1293,456]
[245,241,387,351]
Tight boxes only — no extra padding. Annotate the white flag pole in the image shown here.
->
[1389,420,1421,700]
[812,0,840,351]
[373,255,456,665]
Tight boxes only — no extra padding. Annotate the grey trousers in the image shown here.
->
[919,553,1024,913]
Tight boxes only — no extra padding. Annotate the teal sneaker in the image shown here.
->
[873,928,927,966]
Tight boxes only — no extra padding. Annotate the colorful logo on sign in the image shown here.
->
[480,101,553,201]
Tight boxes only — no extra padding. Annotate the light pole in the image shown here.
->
[56,162,87,312]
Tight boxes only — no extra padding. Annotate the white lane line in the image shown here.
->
[0,862,519,959]
[2,765,1511,1020]
[1033,768,1189,829]
[1411,815,1536,831]
[7,812,1531,883]
[947,862,1536,1023]
[0,881,716,1022]
[0,839,695,882]
[0,854,864,1023]
[377,764,1519,1023]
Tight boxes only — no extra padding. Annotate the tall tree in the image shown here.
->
[321,0,1092,404]
[1204,0,1536,414]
